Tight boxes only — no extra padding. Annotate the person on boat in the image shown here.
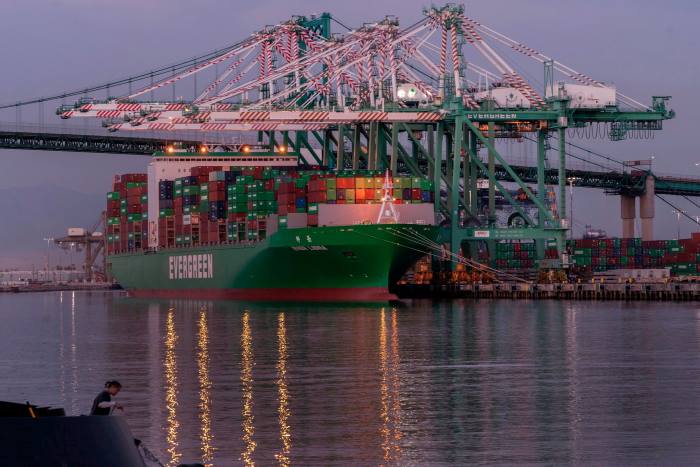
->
[90,380,123,415]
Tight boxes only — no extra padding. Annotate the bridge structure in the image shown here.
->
[0,5,689,268]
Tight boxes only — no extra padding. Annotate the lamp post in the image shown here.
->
[566,177,579,239]
[43,237,54,281]
[671,210,686,240]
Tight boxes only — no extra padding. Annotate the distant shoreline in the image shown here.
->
[0,283,120,293]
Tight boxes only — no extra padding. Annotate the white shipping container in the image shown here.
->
[67,227,86,237]
[183,214,191,225]
[473,87,531,109]
[318,204,436,227]
[546,83,616,109]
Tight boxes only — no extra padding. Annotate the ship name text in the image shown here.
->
[168,254,214,280]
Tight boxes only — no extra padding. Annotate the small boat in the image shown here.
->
[0,400,171,467]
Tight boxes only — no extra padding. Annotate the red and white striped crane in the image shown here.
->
[59,5,643,133]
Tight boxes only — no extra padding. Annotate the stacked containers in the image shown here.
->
[107,168,436,254]
[494,241,537,269]
[106,173,147,254]
[569,238,643,272]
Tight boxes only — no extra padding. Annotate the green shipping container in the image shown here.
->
[107,192,120,200]
[228,185,246,194]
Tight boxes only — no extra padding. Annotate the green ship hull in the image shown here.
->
[107,224,441,301]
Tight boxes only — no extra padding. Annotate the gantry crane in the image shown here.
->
[53,213,107,282]
[56,5,674,269]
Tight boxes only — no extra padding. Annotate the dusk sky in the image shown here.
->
[1,0,698,265]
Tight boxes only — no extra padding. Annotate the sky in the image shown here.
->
[0,0,698,265]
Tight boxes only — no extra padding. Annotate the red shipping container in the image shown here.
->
[126,187,145,198]
[278,204,289,216]
[308,192,327,203]
[411,189,421,200]
[119,173,147,183]
[355,189,366,201]
[308,214,319,226]
[337,177,355,189]
[209,181,225,191]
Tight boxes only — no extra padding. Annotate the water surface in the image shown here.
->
[1,292,699,466]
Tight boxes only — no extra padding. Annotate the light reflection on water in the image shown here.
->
[275,312,291,467]
[1,293,700,465]
[197,308,214,465]
[240,311,256,466]
[164,308,181,466]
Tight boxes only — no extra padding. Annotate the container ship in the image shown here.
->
[104,145,441,301]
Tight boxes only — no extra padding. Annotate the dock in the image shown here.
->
[396,282,700,301]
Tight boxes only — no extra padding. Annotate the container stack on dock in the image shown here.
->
[569,236,700,275]
[106,168,435,254]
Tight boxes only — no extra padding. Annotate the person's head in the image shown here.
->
[105,380,122,396]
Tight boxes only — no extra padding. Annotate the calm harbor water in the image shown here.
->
[1,292,699,466]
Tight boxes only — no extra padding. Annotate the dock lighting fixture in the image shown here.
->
[278,145,287,154]
[166,145,174,154]
[199,146,208,154]
[242,145,251,154]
